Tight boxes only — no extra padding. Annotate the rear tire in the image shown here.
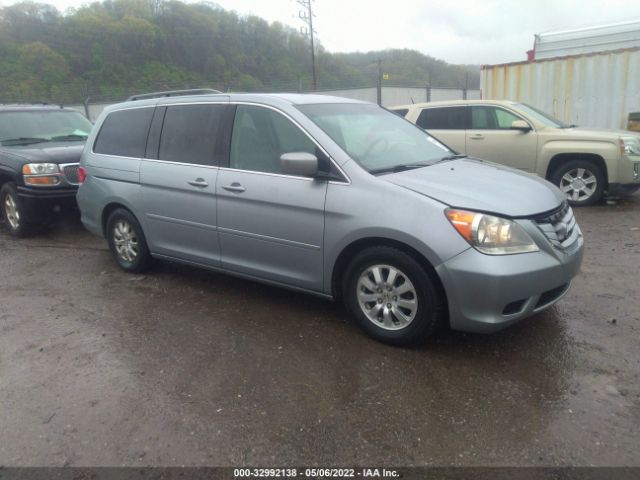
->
[550,159,604,206]
[342,246,444,346]
[106,208,152,273]
[1,182,31,238]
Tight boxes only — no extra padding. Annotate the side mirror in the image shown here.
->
[279,152,318,177]
[511,120,532,132]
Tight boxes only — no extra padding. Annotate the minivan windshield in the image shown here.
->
[514,103,572,128]
[297,103,453,173]
[0,110,92,146]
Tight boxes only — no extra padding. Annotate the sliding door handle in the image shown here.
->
[222,183,246,193]
[188,178,209,188]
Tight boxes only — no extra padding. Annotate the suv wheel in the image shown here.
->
[342,246,444,346]
[1,183,30,237]
[106,208,152,273]
[551,160,604,206]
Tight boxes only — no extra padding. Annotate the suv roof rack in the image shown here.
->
[126,88,222,102]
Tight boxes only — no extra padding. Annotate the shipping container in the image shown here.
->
[533,20,640,60]
[481,47,640,130]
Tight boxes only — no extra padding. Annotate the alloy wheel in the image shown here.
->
[559,167,597,202]
[3,193,20,230]
[113,220,139,263]
[356,264,418,331]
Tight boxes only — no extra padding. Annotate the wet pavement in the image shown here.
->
[0,195,639,467]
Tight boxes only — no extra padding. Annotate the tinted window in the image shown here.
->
[416,107,467,130]
[230,105,316,174]
[471,106,524,130]
[158,104,225,165]
[94,108,154,157]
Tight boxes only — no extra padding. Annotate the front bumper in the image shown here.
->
[16,185,78,221]
[436,234,584,333]
[609,156,640,196]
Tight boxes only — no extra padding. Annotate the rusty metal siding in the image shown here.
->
[481,49,640,130]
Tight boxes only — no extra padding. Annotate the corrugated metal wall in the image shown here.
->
[481,48,640,130]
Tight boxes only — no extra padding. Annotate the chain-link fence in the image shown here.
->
[53,83,480,121]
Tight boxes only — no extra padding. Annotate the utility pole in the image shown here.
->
[377,58,382,105]
[298,0,317,90]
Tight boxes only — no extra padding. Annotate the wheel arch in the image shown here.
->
[101,202,139,236]
[545,152,609,187]
[330,237,449,318]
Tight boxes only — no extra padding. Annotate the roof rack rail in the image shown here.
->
[126,88,222,101]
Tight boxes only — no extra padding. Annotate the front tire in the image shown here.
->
[0,183,30,237]
[342,246,444,346]
[551,160,605,206]
[106,208,152,273]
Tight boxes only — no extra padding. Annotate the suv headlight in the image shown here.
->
[445,209,540,255]
[22,163,61,186]
[620,137,640,156]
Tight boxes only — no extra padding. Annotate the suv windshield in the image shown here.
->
[297,103,453,173]
[515,103,572,128]
[0,110,92,146]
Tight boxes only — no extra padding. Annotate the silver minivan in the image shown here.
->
[77,91,584,345]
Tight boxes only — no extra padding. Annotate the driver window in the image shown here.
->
[230,105,316,174]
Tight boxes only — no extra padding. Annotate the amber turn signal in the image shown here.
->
[444,209,476,242]
[24,175,60,186]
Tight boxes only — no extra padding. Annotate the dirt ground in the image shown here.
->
[0,194,639,467]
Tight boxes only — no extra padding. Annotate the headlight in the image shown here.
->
[22,163,60,175]
[620,137,640,156]
[445,209,540,255]
[22,163,61,186]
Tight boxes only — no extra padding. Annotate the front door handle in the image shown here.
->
[470,134,484,140]
[188,178,209,188]
[222,182,246,193]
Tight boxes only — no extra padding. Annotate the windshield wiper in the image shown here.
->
[370,162,432,175]
[559,124,578,129]
[51,134,88,142]
[0,137,51,146]
[435,154,467,163]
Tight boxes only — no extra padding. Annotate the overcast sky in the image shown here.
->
[3,0,640,64]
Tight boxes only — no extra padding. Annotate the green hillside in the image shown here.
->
[0,0,480,103]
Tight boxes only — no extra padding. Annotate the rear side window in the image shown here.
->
[416,107,467,130]
[93,108,154,157]
[158,104,226,165]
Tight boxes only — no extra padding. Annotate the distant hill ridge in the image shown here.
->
[0,0,480,103]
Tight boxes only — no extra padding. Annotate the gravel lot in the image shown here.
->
[1,194,639,466]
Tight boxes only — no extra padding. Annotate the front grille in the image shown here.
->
[62,164,80,185]
[535,283,570,309]
[534,202,580,251]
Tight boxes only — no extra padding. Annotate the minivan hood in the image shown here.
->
[0,142,84,164]
[384,158,565,217]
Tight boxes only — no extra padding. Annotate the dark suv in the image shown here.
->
[0,105,93,236]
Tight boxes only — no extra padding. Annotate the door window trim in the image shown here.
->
[469,105,535,132]
[224,101,351,185]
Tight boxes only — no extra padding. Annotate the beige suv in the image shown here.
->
[392,100,640,205]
